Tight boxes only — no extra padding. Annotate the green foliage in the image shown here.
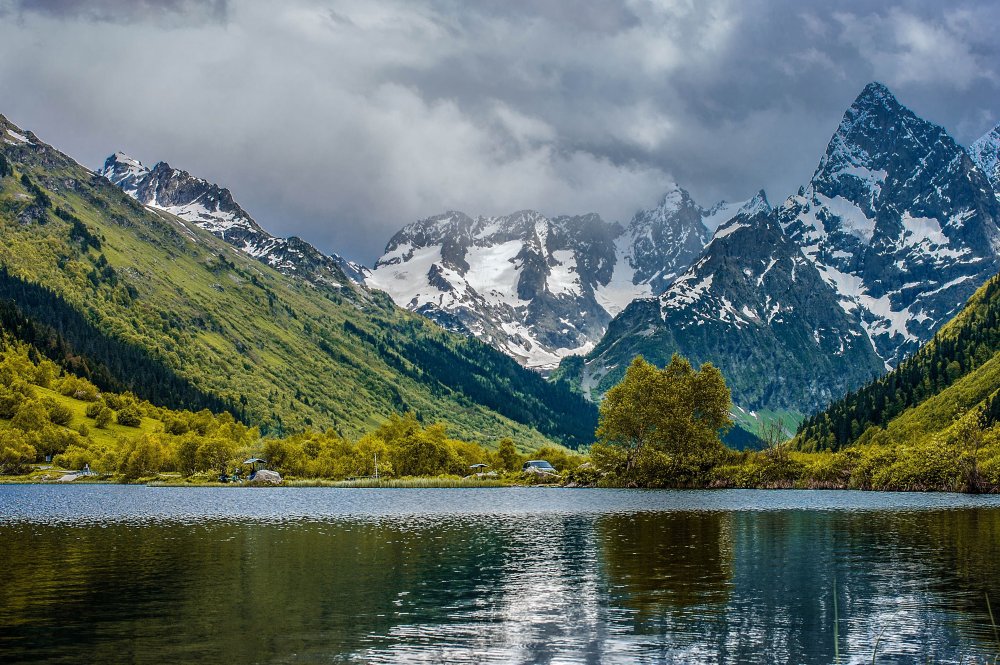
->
[115,404,142,427]
[94,406,113,429]
[196,437,236,474]
[0,430,35,474]
[19,173,51,209]
[595,354,732,485]
[494,437,522,472]
[117,434,168,481]
[798,273,1000,451]
[42,397,72,426]
[0,152,10,179]
[0,135,595,448]
[12,399,49,432]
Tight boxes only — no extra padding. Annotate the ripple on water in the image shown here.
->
[2,486,1000,664]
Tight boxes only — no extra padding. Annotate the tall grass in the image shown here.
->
[284,477,509,488]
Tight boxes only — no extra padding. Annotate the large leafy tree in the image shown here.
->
[596,355,732,479]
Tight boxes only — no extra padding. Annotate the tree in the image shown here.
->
[116,404,142,427]
[495,437,521,472]
[596,355,732,483]
[757,417,788,460]
[197,437,236,475]
[94,406,113,429]
[0,431,35,474]
[118,434,166,481]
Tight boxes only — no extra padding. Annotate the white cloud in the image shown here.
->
[0,0,997,263]
[835,8,997,90]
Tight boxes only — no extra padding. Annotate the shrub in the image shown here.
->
[12,400,50,432]
[116,404,142,428]
[0,431,36,475]
[94,407,113,429]
[43,398,73,426]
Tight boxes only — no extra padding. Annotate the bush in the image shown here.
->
[116,404,142,428]
[12,400,50,432]
[43,398,73,426]
[0,431,36,474]
[94,407,113,429]
[85,401,104,418]
[35,425,82,459]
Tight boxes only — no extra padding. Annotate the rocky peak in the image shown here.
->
[101,151,359,291]
[100,152,148,194]
[970,122,1000,196]
[624,183,712,292]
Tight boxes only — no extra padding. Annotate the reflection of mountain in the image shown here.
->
[3,506,1000,663]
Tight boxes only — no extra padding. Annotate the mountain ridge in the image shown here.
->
[365,185,748,369]
[0,113,597,448]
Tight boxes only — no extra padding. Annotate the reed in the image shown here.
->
[284,477,509,488]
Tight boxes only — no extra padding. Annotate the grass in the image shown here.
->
[284,477,510,488]
[1,149,586,450]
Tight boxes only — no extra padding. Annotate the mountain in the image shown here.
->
[795,272,1000,451]
[778,82,1000,366]
[564,192,885,416]
[561,82,1000,426]
[366,186,742,369]
[970,122,1000,199]
[100,152,368,290]
[0,114,597,448]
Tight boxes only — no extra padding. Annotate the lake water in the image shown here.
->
[2,487,1000,664]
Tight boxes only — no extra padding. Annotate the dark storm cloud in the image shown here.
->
[2,0,228,23]
[0,0,997,263]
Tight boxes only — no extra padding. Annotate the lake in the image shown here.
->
[2,487,999,664]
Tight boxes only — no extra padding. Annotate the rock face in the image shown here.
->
[576,193,885,414]
[100,153,366,290]
[777,82,1000,366]
[566,82,1000,419]
[970,122,1000,199]
[366,187,742,369]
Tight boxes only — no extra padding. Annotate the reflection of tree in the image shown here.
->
[839,508,1000,654]
[0,517,513,663]
[599,511,734,629]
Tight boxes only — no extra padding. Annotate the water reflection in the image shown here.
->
[1,489,999,664]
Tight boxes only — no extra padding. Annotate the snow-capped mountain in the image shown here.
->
[564,82,1000,419]
[100,153,366,289]
[366,187,743,368]
[778,82,1000,366]
[970,122,1000,198]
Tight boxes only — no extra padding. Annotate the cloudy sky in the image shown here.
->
[1,0,998,264]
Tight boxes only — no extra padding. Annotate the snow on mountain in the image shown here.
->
[366,186,744,369]
[567,82,1000,422]
[970,122,1000,199]
[778,82,1000,366]
[100,153,363,291]
[575,190,884,415]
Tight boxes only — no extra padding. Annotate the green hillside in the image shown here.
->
[796,273,1000,451]
[0,115,596,449]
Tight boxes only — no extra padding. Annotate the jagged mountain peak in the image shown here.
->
[102,151,360,291]
[970,122,1000,194]
[101,152,150,193]
[738,189,770,217]
[853,81,899,109]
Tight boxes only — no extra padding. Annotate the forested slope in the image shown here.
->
[0,115,596,448]
[796,273,1000,451]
